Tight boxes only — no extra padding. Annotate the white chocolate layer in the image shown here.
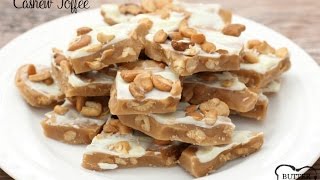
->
[132,12,185,35]
[45,100,107,129]
[101,4,186,34]
[195,131,263,163]
[101,2,226,31]
[85,133,153,158]
[149,102,235,129]
[160,29,243,57]
[240,54,282,74]
[68,71,114,87]
[24,65,63,97]
[116,67,180,100]
[175,1,226,30]
[262,80,281,93]
[258,93,268,103]
[26,79,62,97]
[66,23,138,59]
[200,29,243,55]
[101,4,133,23]
[101,3,241,57]
[184,72,247,91]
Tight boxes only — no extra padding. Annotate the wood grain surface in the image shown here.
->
[0,0,319,179]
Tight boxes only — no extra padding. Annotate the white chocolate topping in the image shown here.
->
[195,131,263,163]
[68,74,87,87]
[200,29,243,55]
[68,71,114,87]
[101,3,241,57]
[85,133,153,158]
[259,93,268,102]
[158,41,210,59]
[137,12,185,42]
[116,67,181,100]
[101,4,186,33]
[175,1,226,30]
[184,72,247,91]
[262,80,281,93]
[51,53,115,87]
[45,100,107,128]
[66,23,138,59]
[101,2,226,31]
[149,102,235,129]
[26,79,62,97]
[160,29,243,57]
[98,162,118,170]
[132,12,185,35]
[240,53,283,74]
[101,2,225,31]
[24,65,63,97]
[101,4,133,23]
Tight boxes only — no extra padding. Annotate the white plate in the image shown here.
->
[1,9,320,180]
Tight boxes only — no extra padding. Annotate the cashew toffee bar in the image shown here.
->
[182,72,259,113]
[179,131,264,177]
[144,27,243,76]
[65,22,150,74]
[82,118,188,170]
[51,49,116,97]
[234,40,291,90]
[101,1,232,30]
[118,99,235,146]
[232,93,269,120]
[109,60,182,115]
[137,11,243,76]
[15,64,65,107]
[41,98,109,144]
[102,1,244,76]
[13,0,291,178]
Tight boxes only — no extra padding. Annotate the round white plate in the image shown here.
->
[1,9,320,180]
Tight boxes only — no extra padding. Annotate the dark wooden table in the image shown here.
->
[1,0,319,179]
